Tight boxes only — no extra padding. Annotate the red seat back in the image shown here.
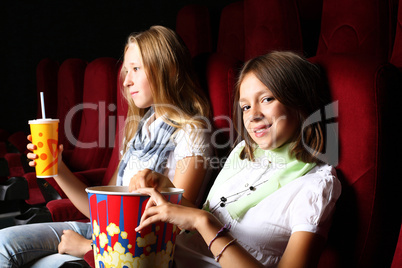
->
[207,1,244,139]
[57,58,87,151]
[310,55,401,268]
[67,57,119,171]
[244,0,303,61]
[101,64,127,186]
[36,58,59,119]
[316,0,393,61]
[176,4,213,58]
[391,224,402,268]
[216,1,245,62]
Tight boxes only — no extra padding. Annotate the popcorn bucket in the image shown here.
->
[86,186,183,268]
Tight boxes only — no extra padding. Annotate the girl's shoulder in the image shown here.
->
[299,163,342,199]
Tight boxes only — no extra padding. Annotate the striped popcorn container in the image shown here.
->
[86,186,183,268]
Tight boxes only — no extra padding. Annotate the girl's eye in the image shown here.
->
[133,67,140,71]
[262,97,274,103]
[241,105,250,112]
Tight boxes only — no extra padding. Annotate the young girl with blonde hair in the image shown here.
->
[0,25,213,267]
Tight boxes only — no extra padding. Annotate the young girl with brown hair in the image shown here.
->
[134,51,341,268]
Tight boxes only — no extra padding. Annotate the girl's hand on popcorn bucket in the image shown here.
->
[135,187,204,233]
[128,169,174,192]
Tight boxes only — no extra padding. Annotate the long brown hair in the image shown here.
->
[233,51,330,163]
[120,26,211,152]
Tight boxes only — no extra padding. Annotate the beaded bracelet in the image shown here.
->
[214,238,237,262]
[208,223,231,251]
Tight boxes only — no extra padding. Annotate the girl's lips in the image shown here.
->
[253,124,271,138]
[130,91,138,97]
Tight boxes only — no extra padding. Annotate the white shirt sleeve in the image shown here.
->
[289,166,341,238]
[164,125,213,182]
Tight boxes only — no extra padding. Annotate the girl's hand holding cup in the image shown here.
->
[27,134,38,167]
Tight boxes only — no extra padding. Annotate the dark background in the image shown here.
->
[0,0,236,134]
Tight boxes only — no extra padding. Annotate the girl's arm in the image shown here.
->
[135,188,263,267]
[278,231,325,267]
[128,155,207,208]
[27,134,119,218]
[171,155,207,206]
[135,188,325,268]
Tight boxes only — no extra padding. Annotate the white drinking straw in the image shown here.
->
[40,91,46,119]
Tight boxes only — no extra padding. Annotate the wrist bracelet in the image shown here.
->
[208,223,231,251]
[214,238,237,262]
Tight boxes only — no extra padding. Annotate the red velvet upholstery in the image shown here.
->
[206,1,244,141]
[57,58,87,151]
[390,2,402,266]
[63,57,119,172]
[84,249,95,267]
[309,55,402,268]
[46,63,126,222]
[244,0,303,61]
[24,57,119,205]
[1,59,60,181]
[36,58,59,119]
[391,224,402,268]
[175,4,213,58]
[2,59,86,204]
[216,1,245,62]
[1,59,59,160]
[316,0,393,61]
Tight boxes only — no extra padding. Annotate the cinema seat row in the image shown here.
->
[0,0,401,267]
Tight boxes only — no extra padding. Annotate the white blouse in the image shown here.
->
[174,141,341,268]
[121,113,213,205]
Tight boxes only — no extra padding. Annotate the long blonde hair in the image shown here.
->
[120,26,211,152]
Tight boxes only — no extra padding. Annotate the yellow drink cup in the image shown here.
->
[29,119,59,178]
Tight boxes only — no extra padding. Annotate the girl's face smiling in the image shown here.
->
[123,44,153,109]
[239,72,300,150]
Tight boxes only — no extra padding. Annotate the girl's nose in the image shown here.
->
[250,106,264,122]
[123,71,134,87]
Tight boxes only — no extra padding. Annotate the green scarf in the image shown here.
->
[205,142,316,220]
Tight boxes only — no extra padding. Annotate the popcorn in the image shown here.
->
[136,232,157,248]
[121,231,128,239]
[93,230,175,268]
[93,220,100,237]
[88,190,183,268]
[106,223,120,236]
[99,233,109,249]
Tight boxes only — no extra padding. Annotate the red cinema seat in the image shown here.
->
[309,54,402,268]
[244,0,303,61]
[1,58,60,185]
[46,63,126,222]
[175,4,213,58]
[316,0,393,61]
[24,57,119,206]
[206,1,244,148]
[57,58,87,151]
[4,58,87,180]
[1,58,59,159]
[391,224,402,268]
